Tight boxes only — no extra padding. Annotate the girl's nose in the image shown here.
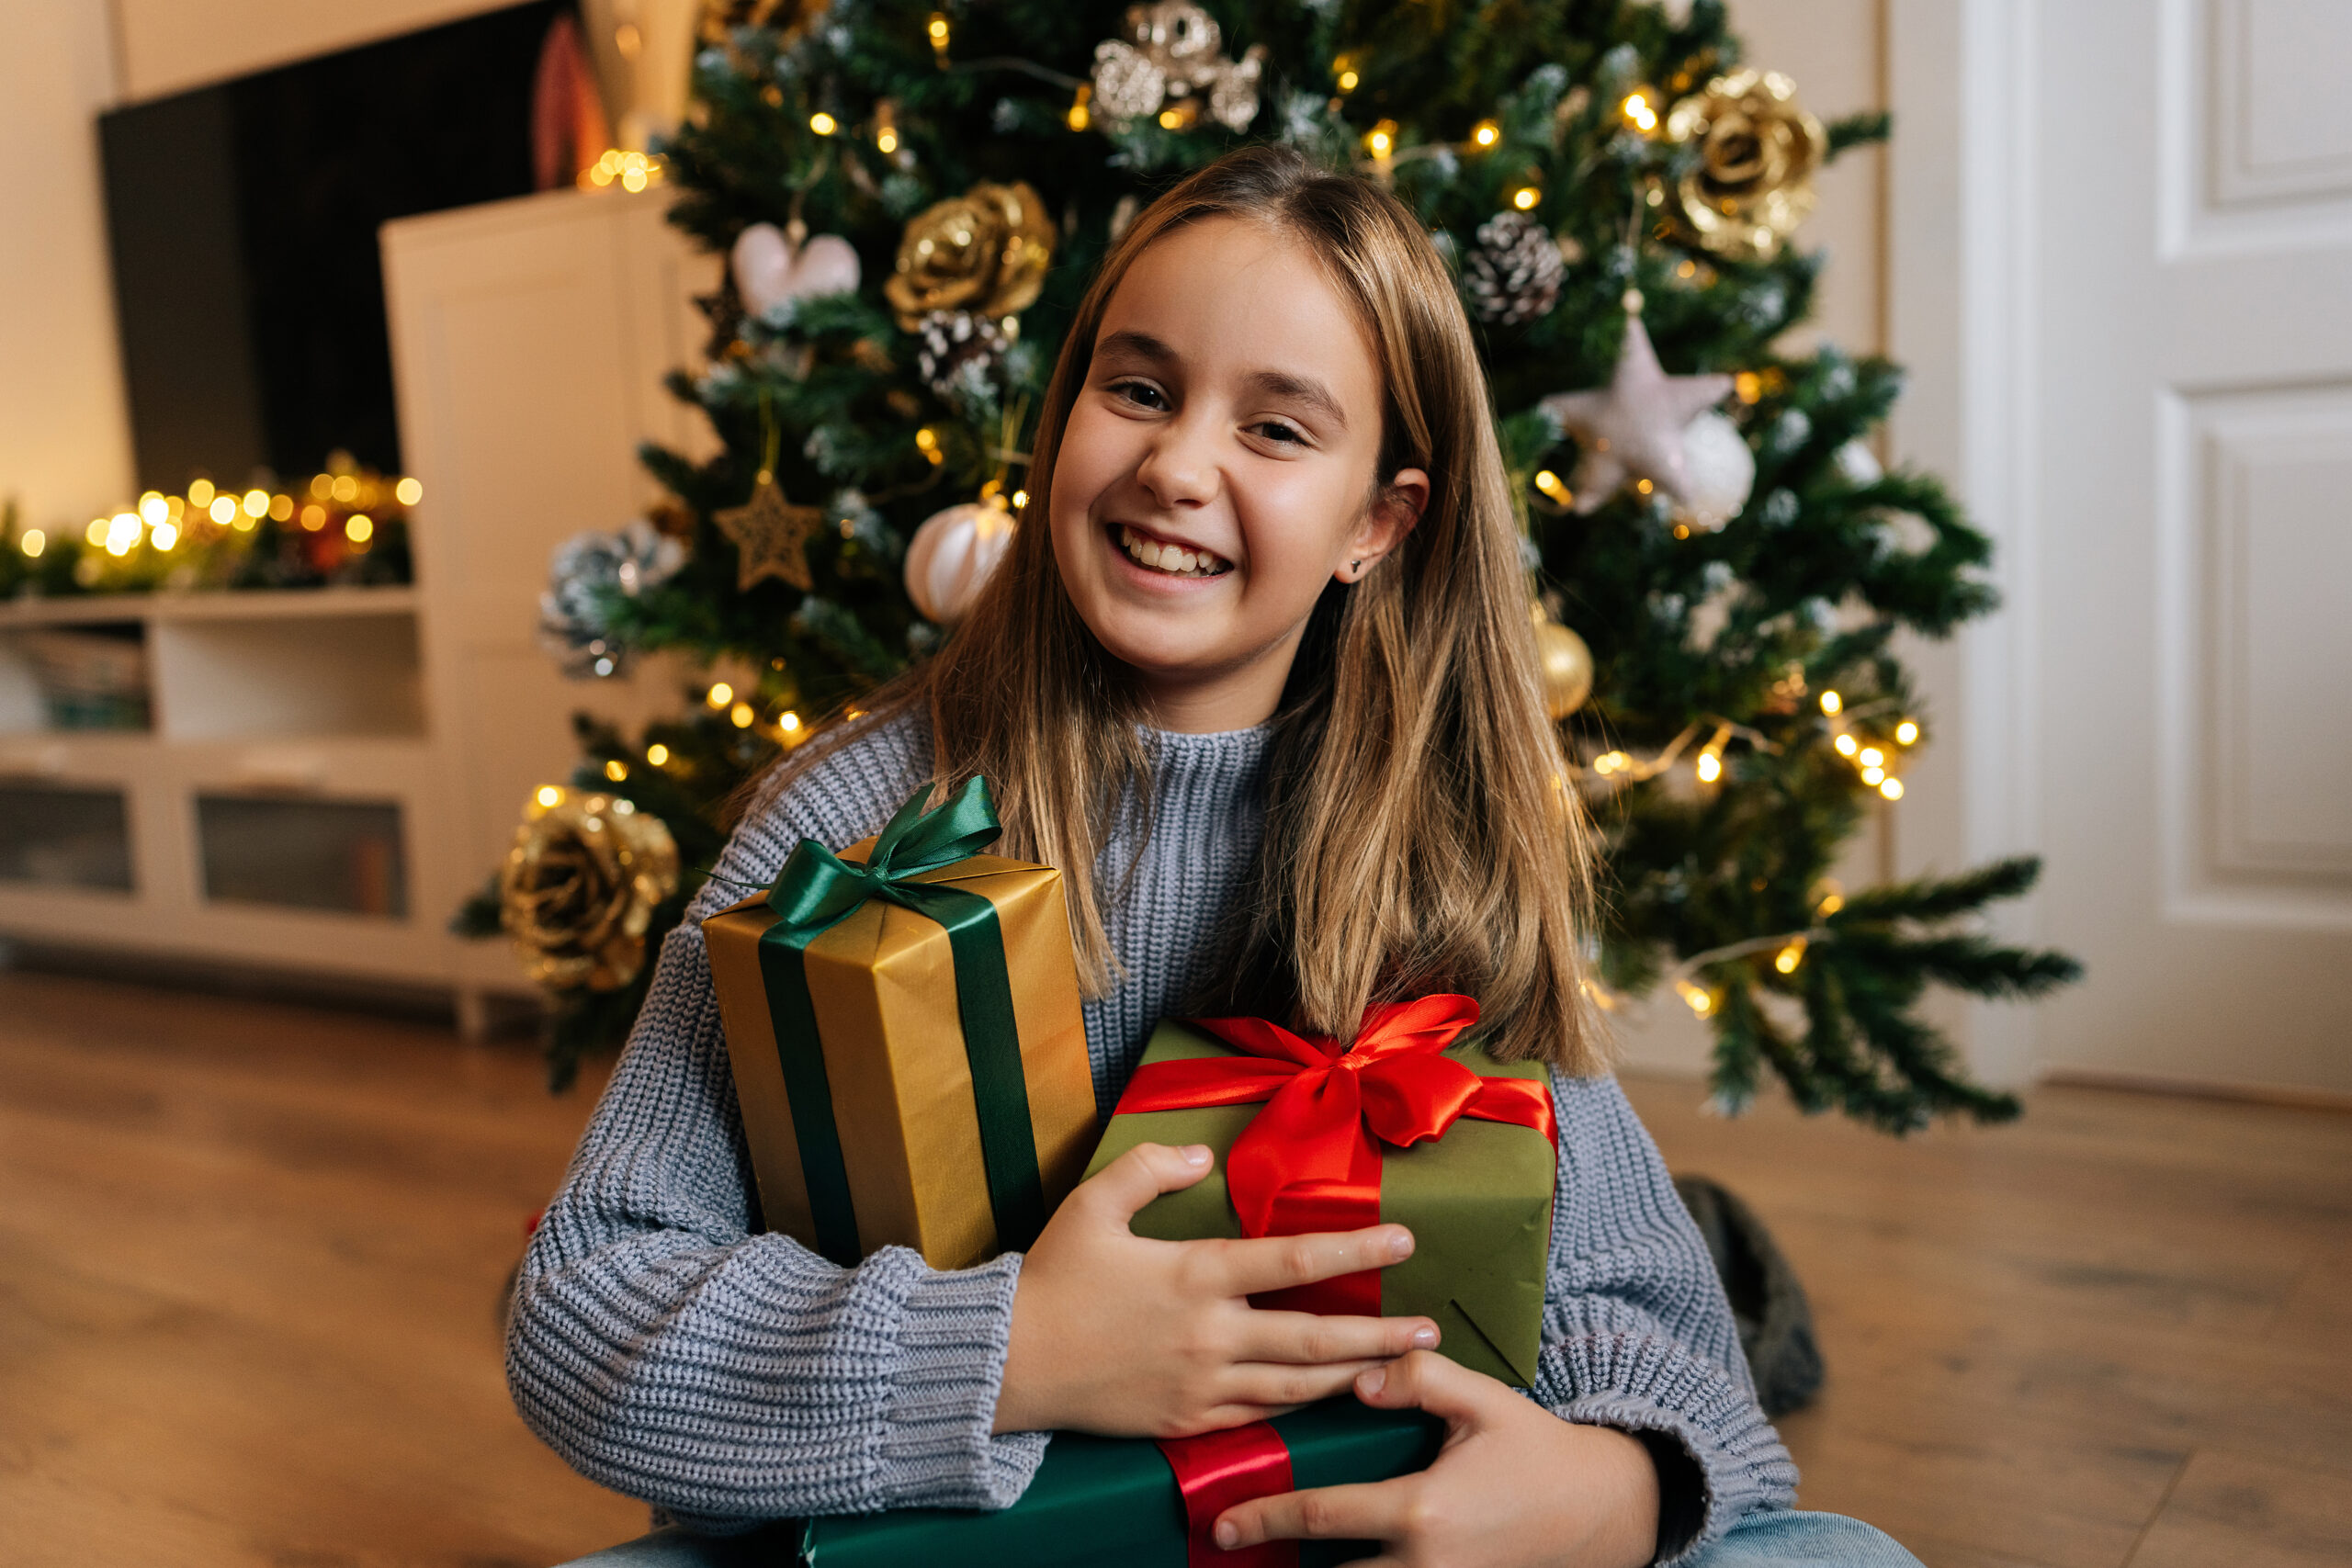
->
[1134,418,1219,509]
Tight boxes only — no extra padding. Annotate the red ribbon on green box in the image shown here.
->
[1112,994,1557,1315]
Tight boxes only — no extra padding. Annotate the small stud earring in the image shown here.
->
[1351,559,1363,572]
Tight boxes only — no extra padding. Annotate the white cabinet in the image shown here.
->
[0,186,717,1022]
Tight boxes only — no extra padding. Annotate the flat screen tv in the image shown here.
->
[98,1,574,491]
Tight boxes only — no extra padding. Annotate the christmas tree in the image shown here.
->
[475,0,2079,1125]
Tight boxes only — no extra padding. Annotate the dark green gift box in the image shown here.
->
[1083,1019,1557,1388]
[797,1399,1443,1567]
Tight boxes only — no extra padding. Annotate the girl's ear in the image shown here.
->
[1337,467,1430,582]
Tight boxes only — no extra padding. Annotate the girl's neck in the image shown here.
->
[1134,629,1302,735]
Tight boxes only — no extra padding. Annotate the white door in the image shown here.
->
[1935,0,2352,1095]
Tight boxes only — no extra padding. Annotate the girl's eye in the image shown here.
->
[1249,420,1307,446]
[1108,379,1167,412]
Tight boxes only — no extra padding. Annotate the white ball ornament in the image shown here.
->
[731,221,862,321]
[904,495,1016,623]
[1676,410,1757,531]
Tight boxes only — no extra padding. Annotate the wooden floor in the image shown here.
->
[1,971,2346,1568]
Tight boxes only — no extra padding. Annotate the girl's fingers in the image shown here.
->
[1070,1142,1215,1224]
[1224,1358,1394,1409]
[1215,1479,1414,1550]
[1355,1348,1499,1425]
[1235,1307,1438,1365]
[1213,1224,1415,1297]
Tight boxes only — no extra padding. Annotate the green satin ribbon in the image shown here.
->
[754,777,1046,1267]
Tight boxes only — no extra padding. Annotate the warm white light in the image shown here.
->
[1774,940,1805,975]
[331,475,358,502]
[1859,747,1883,768]
[151,523,179,551]
[345,514,373,543]
[707,682,733,708]
[1880,777,1905,800]
[243,489,268,518]
[188,478,216,507]
[394,477,424,506]
[604,759,628,782]
[809,111,838,135]
[85,519,107,546]
[730,701,755,728]
[1336,69,1359,93]
[1472,119,1499,148]
[1819,690,1842,716]
[1834,734,1859,757]
[19,528,44,558]
[1895,719,1919,745]
[1861,765,1885,786]
[1511,186,1541,210]
[1696,751,1722,783]
[646,743,670,765]
[1622,92,1658,131]
[139,492,168,525]
[1674,979,1715,1016]
[780,711,802,733]
[535,784,564,808]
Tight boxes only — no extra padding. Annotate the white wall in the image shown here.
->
[0,0,134,527]
[111,0,519,101]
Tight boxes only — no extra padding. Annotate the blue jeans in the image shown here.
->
[562,1508,1922,1565]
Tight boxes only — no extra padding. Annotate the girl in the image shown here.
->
[514,147,1918,1568]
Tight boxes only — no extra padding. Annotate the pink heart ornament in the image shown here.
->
[730,222,863,320]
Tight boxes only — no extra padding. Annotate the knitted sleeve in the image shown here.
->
[503,718,1052,1529]
[1532,1070,1800,1565]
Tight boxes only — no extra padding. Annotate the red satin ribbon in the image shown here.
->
[1156,1422,1296,1568]
[1114,995,1558,1314]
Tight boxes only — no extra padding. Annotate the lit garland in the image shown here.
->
[2,463,420,595]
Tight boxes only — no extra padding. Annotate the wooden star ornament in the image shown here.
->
[1538,299,1733,514]
[714,470,823,592]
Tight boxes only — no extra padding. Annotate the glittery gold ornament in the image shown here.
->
[884,181,1055,331]
[714,469,824,591]
[502,789,680,991]
[1659,68,1824,262]
[1532,604,1594,719]
[1089,2,1266,132]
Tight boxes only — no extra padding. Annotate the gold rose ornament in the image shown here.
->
[1660,68,1825,262]
[502,787,681,991]
[884,181,1055,331]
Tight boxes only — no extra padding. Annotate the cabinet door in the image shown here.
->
[381,187,717,981]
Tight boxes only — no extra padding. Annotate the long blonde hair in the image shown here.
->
[768,146,1602,1071]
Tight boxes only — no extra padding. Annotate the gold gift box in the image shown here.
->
[703,842,1097,1270]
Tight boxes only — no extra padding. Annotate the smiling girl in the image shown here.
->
[513,148,1918,1568]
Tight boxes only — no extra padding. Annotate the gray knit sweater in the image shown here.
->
[507,713,1797,1562]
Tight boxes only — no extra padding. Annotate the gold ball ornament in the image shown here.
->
[1532,605,1594,720]
[1660,68,1825,262]
[501,790,680,992]
[884,181,1055,331]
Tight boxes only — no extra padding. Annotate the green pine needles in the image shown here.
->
[497,0,2079,1122]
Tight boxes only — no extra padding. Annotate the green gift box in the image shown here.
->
[797,1399,1444,1567]
[1084,1001,1557,1388]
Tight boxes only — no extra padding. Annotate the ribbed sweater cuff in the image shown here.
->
[1539,1335,1798,1566]
[869,1250,1048,1510]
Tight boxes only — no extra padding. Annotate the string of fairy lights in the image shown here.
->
[12,471,423,568]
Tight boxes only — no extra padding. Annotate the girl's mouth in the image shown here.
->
[1113,524,1233,579]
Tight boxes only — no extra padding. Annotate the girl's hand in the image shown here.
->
[1213,1350,1662,1568]
[994,1143,1441,1438]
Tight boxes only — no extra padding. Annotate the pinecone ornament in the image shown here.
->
[1462,211,1566,326]
[914,310,1010,404]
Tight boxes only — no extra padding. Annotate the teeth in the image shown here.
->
[1117,525,1228,578]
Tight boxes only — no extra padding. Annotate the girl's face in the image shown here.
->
[1048,216,1428,732]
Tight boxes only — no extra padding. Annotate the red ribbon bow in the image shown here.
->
[1114,994,1557,1315]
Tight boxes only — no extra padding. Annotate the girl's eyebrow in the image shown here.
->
[1097,329,1176,364]
[1243,368,1347,432]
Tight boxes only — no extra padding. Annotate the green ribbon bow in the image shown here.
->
[755,777,1046,1267]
